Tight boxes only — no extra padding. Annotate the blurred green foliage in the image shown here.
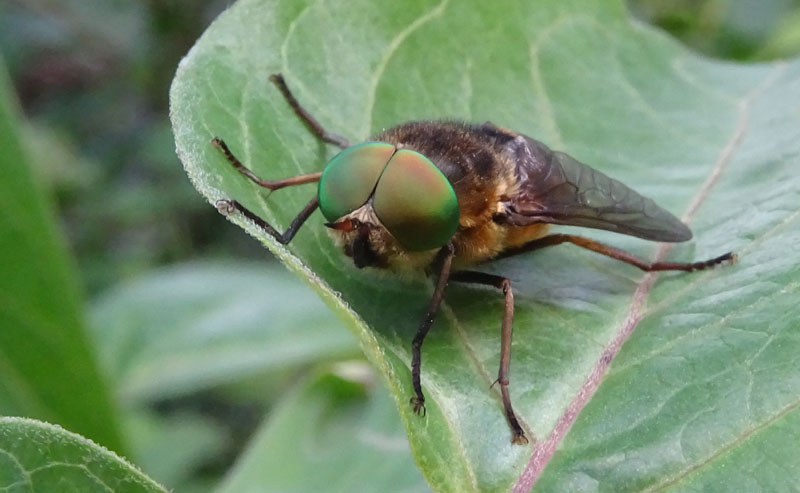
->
[0,0,799,491]
[0,0,264,295]
[0,60,124,454]
[630,0,800,60]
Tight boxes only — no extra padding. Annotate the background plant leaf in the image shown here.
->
[0,59,124,452]
[122,410,226,490]
[0,417,164,492]
[219,365,428,493]
[89,261,357,403]
[170,0,800,490]
[87,261,358,490]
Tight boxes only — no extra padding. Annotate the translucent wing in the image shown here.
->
[503,134,692,242]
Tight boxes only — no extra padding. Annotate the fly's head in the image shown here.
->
[318,142,461,271]
[324,205,416,270]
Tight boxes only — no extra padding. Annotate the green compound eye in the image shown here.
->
[373,149,460,251]
[318,142,396,222]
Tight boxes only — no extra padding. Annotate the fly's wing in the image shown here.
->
[504,134,692,242]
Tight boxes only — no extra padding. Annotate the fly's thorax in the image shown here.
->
[369,121,530,267]
[374,121,519,227]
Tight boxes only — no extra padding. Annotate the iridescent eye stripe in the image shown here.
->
[318,142,395,222]
[373,149,460,251]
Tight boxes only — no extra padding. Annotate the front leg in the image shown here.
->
[211,136,321,244]
[217,197,318,245]
[410,244,455,416]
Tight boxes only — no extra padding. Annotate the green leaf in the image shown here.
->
[170,0,800,490]
[759,6,800,60]
[218,364,428,493]
[0,58,124,451]
[89,261,358,403]
[0,417,165,492]
[123,410,226,490]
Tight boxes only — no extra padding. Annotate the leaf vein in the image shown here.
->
[645,398,800,492]
[0,447,31,488]
[383,339,480,491]
[514,61,785,491]
[364,0,450,136]
[440,301,535,442]
[610,279,800,375]
[645,205,800,315]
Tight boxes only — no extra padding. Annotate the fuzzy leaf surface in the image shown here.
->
[170,1,800,490]
[0,418,164,492]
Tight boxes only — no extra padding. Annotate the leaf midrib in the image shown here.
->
[515,53,787,492]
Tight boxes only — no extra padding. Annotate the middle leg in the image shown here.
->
[450,270,529,445]
[217,197,319,245]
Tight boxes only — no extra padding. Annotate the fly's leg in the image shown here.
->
[410,244,455,417]
[269,74,350,149]
[211,137,320,243]
[212,138,322,190]
[211,75,346,247]
[212,73,349,187]
[450,271,529,445]
[500,234,736,272]
[217,197,318,245]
